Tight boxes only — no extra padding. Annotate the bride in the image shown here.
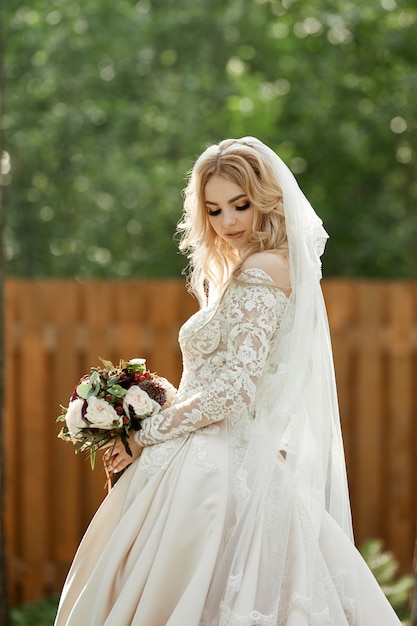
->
[55,137,402,625]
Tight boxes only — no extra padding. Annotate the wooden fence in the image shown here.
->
[4,278,417,606]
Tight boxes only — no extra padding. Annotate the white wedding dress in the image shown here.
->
[55,270,401,626]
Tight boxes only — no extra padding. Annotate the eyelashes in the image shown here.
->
[207,201,251,217]
[235,201,251,211]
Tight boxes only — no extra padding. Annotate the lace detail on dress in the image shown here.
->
[284,587,356,626]
[139,439,180,480]
[135,271,288,448]
[216,606,278,626]
[276,567,356,626]
[210,585,356,626]
[231,468,250,520]
[201,569,279,626]
[190,425,220,472]
[331,569,357,624]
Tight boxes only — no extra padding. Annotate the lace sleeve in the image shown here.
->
[134,283,284,446]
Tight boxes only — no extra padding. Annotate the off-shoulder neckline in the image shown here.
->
[238,268,290,301]
[241,267,275,283]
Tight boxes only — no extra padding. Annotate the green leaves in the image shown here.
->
[75,383,93,399]
[76,370,100,398]
[99,358,116,371]
[106,384,127,399]
[3,0,417,278]
[360,539,414,620]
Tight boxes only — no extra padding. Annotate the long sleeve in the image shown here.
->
[135,281,285,447]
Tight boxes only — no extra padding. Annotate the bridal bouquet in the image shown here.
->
[57,358,176,468]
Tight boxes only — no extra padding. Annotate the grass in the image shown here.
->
[10,595,59,626]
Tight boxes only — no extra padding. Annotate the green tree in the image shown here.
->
[216,0,417,277]
[2,0,417,280]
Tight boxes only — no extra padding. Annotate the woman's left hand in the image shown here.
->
[104,430,143,474]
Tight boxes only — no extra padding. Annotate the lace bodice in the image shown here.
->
[135,269,289,447]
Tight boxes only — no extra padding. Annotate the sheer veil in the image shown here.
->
[203,137,354,622]
[241,136,353,538]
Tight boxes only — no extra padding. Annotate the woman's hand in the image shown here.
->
[104,430,143,474]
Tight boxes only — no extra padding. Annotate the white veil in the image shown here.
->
[203,137,354,624]
[241,136,353,538]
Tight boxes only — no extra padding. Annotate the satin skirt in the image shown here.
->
[54,423,401,625]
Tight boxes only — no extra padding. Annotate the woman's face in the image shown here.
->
[204,175,254,251]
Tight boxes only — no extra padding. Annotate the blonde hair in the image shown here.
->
[178,139,287,306]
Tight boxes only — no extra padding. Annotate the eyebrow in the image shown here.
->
[205,194,247,206]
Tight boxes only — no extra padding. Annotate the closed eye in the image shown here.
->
[206,200,250,216]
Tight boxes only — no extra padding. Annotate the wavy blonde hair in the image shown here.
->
[178,139,287,305]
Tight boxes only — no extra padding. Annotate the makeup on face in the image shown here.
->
[205,175,254,250]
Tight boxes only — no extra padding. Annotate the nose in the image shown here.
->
[222,208,236,227]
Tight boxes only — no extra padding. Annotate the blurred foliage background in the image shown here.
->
[2,0,417,280]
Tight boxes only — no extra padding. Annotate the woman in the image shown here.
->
[55,137,401,625]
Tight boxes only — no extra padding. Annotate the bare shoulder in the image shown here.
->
[241,250,291,291]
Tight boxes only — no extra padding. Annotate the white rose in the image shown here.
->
[85,396,123,429]
[65,398,87,438]
[123,386,160,418]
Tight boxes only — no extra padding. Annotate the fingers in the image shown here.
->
[101,440,116,449]
[104,451,123,473]
[103,441,122,462]
[103,449,134,474]
[108,458,123,474]
[103,440,122,456]
[102,436,143,475]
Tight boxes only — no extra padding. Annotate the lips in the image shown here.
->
[226,231,244,239]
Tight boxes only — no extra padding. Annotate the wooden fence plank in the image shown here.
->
[17,283,50,602]
[322,280,357,495]
[111,281,148,366]
[354,283,386,543]
[4,280,21,603]
[147,280,184,386]
[384,282,416,567]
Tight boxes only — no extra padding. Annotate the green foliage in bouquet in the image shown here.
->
[360,539,414,621]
